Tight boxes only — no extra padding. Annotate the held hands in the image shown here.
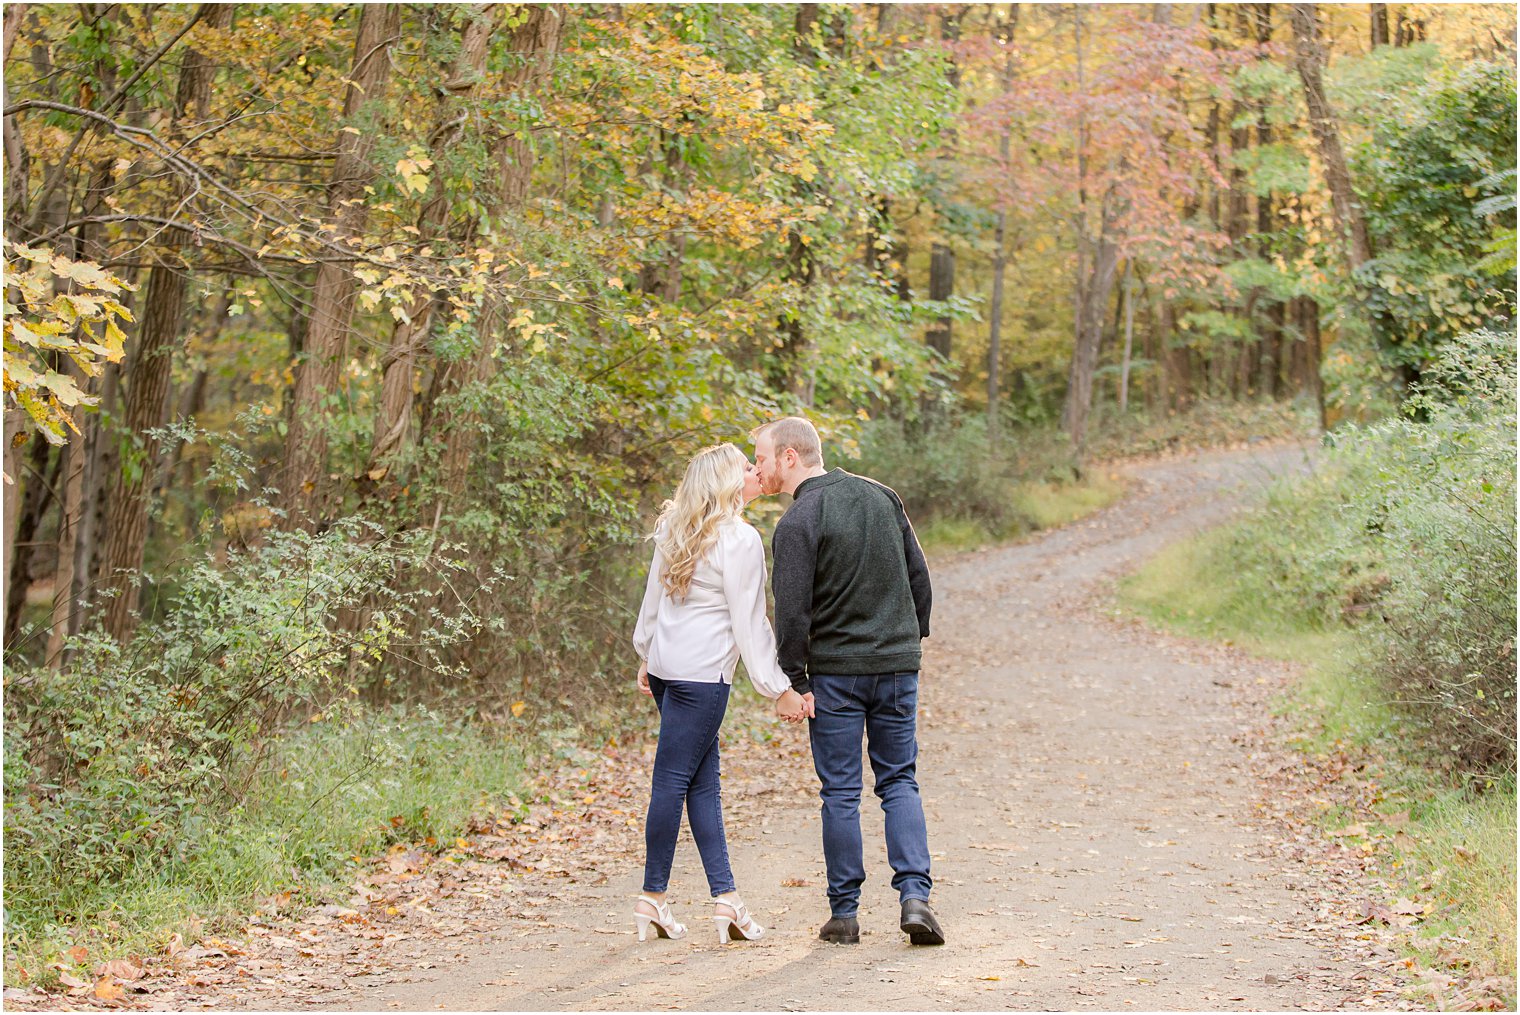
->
[637,658,652,697]
[776,689,815,724]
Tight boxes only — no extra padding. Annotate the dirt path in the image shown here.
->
[58,442,1424,1012]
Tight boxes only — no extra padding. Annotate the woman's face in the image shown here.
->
[741,459,763,505]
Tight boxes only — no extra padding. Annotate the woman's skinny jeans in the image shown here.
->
[643,674,736,897]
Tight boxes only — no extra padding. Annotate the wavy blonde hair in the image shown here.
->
[654,443,747,600]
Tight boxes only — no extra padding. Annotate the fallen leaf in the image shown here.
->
[95,959,144,981]
[94,976,125,1003]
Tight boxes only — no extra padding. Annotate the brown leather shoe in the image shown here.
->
[818,915,860,944]
[900,899,945,945]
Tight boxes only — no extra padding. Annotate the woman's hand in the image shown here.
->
[776,688,807,723]
[637,659,652,696]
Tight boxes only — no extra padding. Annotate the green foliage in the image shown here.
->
[1358,61,1518,373]
[854,412,1087,539]
[1129,329,1515,771]
[3,520,494,910]
[4,707,525,980]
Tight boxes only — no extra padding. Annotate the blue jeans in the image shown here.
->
[809,672,932,918]
[643,675,736,897]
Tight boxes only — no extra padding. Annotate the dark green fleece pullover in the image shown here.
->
[771,469,932,694]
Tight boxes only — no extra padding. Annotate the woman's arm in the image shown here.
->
[722,526,792,700]
[632,538,666,662]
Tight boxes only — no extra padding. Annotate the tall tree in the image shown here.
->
[279,3,403,529]
[99,4,236,645]
[925,6,964,379]
[1289,4,1374,273]
[986,4,1019,435]
[362,5,500,491]
[438,4,565,501]
[1370,3,1391,47]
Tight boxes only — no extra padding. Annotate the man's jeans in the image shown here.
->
[808,672,932,918]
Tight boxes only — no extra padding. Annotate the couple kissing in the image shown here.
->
[631,416,942,948]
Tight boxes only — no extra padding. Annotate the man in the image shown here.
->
[752,417,943,947]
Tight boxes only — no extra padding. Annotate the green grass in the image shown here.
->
[4,708,528,988]
[1120,523,1516,998]
[1010,474,1125,531]
[918,475,1126,554]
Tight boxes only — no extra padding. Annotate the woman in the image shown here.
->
[631,443,808,945]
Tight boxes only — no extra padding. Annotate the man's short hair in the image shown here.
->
[752,416,823,467]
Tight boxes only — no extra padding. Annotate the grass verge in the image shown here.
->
[918,473,1126,554]
[1120,524,1516,1002]
[4,707,531,989]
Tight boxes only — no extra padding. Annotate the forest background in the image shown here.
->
[2,1,1515,995]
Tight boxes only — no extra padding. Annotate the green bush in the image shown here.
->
[1345,330,1516,769]
[1144,329,1516,771]
[4,705,524,976]
[3,520,494,924]
[853,412,1075,536]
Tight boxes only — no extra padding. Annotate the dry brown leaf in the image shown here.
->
[94,976,126,1003]
[95,959,144,981]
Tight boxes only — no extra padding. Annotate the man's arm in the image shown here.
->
[771,511,819,696]
[894,494,932,638]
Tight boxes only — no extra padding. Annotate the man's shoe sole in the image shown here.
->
[900,917,945,946]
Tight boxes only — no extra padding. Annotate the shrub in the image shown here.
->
[3,520,494,917]
[1168,329,1516,771]
[1344,330,1516,769]
[853,412,1075,536]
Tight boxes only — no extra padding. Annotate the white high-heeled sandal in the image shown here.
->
[713,896,764,944]
[634,895,687,941]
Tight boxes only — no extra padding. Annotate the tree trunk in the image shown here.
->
[47,432,87,664]
[924,6,963,380]
[1370,3,1390,46]
[1,409,28,631]
[1302,296,1327,430]
[280,3,403,529]
[5,435,57,648]
[926,243,955,362]
[988,4,1014,439]
[1228,5,1256,399]
[1289,4,1374,273]
[773,3,825,402]
[439,4,564,502]
[1118,260,1137,413]
[1254,3,1282,399]
[1062,195,1121,462]
[100,3,234,643]
[363,5,499,492]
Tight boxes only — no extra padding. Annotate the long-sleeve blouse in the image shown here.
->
[632,518,792,699]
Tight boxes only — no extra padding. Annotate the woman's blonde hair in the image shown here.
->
[654,443,747,600]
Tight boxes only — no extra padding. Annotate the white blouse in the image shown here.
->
[632,518,792,699]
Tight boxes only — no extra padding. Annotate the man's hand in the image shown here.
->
[776,688,807,723]
[637,659,651,697]
[802,691,816,719]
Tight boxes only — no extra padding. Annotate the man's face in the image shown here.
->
[752,433,786,496]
